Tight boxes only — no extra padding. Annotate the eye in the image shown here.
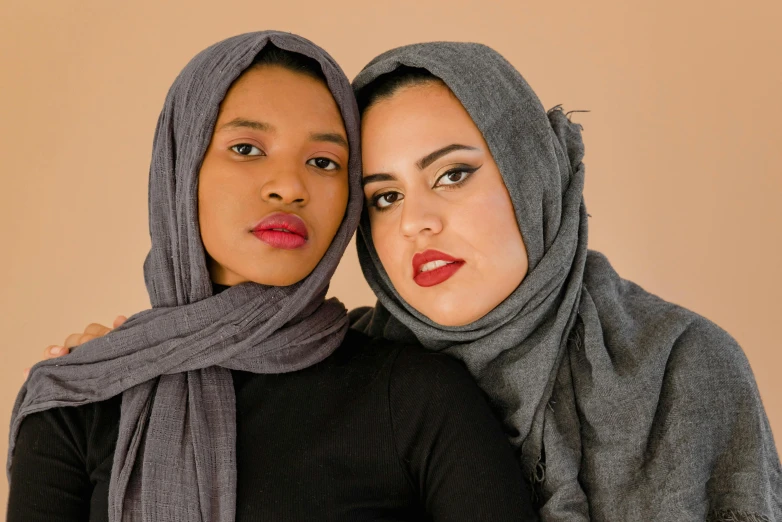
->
[373,191,403,209]
[230,143,263,156]
[307,157,339,171]
[435,169,471,187]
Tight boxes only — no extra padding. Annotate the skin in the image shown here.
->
[28,64,350,374]
[361,81,528,327]
[201,65,349,287]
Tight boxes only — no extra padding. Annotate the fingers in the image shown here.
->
[42,345,68,360]
[27,316,127,379]
[83,322,111,337]
[63,332,85,350]
[79,334,99,344]
[29,345,71,378]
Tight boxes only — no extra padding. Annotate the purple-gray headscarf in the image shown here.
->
[9,31,363,522]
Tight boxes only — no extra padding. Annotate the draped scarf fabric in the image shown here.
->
[351,42,781,521]
[9,31,363,522]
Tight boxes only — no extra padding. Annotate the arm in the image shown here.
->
[390,348,538,521]
[7,409,93,521]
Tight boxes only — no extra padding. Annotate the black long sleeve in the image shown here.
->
[8,329,535,521]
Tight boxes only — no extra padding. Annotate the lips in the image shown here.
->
[251,212,309,250]
[412,249,465,287]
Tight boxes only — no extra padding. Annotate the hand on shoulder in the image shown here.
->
[23,315,127,377]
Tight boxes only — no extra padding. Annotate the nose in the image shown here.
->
[399,191,443,240]
[260,164,309,206]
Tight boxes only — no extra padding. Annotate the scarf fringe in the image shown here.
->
[707,509,771,522]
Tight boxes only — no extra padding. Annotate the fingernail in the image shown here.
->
[50,346,64,355]
[23,369,29,378]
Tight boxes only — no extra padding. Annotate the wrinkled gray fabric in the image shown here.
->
[352,42,781,521]
[9,31,363,522]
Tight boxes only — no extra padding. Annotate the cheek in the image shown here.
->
[198,170,237,229]
[197,171,230,263]
[369,212,403,275]
[196,160,258,256]
[197,168,220,237]
[456,183,528,280]
[312,176,350,241]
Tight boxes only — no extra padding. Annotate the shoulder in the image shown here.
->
[330,327,402,365]
[18,394,121,438]
[334,330,478,396]
[302,328,413,388]
[12,394,121,470]
[389,345,483,409]
[669,316,753,384]
[391,345,474,388]
[585,250,749,372]
[654,313,763,422]
[348,305,374,328]
[584,250,760,399]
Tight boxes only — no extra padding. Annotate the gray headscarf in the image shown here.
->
[352,42,781,521]
[9,31,362,522]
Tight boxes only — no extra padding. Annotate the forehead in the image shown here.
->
[361,82,486,159]
[218,66,344,127]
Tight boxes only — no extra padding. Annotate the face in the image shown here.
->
[199,65,349,287]
[361,81,528,326]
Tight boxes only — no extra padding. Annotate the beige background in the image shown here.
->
[1,0,780,508]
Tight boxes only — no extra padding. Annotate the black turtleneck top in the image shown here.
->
[7,298,536,521]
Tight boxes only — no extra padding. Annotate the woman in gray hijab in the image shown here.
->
[351,43,781,520]
[7,33,536,522]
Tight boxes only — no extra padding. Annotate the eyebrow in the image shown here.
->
[417,144,478,170]
[219,118,275,132]
[362,143,479,186]
[310,132,348,150]
[218,119,347,150]
[362,173,396,186]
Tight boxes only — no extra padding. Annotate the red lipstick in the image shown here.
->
[412,249,465,287]
[251,212,309,250]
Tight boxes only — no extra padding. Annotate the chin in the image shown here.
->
[430,315,473,327]
[235,260,315,287]
[416,296,483,327]
[248,270,312,287]
[208,249,320,287]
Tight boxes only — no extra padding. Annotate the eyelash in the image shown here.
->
[230,143,264,156]
[434,166,479,189]
[230,144,340,172]
[369,166,479,212]
[307,157,340,172]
